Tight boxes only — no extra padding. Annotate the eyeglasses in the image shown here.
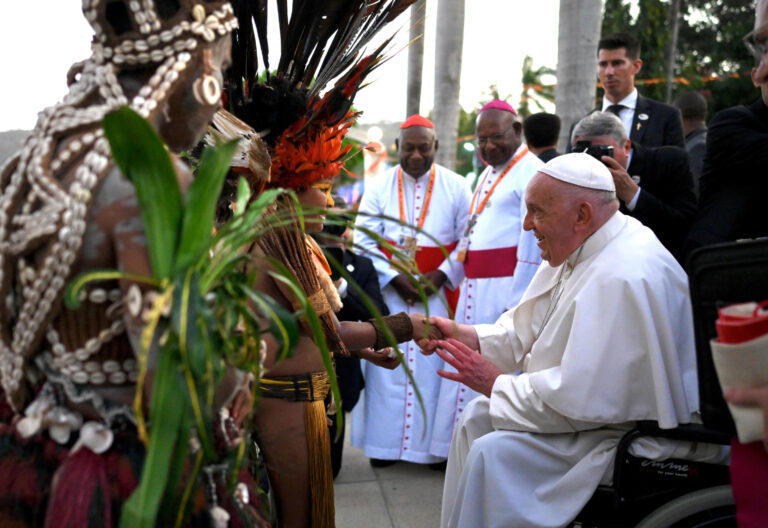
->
[475,123,515,146]
[743,20,768,65]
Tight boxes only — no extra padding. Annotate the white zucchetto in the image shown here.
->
[539,153,615,192]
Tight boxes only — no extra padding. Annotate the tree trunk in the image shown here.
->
[406,0,426,118]
[433,0,464,170]
[555,0,604,152]
[665,0,681,103]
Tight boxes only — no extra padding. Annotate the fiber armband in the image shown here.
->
[368,312,414,350]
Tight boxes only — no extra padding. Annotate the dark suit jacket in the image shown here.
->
[567,94,685,151]
[624,143,697,260]
[685,98,768,261]
[334,249,388,413]
[684,127,707,196]
[630,95,685,148]
[537,148,560,163]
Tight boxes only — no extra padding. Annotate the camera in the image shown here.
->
[574,140,614,163]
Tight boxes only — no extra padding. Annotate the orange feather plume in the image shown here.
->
[269,109,358,189]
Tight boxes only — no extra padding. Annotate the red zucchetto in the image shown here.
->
[400,114,435,129]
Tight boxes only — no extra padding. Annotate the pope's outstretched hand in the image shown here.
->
[434,338,502,397]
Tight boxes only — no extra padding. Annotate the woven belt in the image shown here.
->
[258,371,330,402]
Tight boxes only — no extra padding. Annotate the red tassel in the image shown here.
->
[44,448,112,528]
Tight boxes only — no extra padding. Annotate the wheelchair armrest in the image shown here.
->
[612,421,731,497]
[635,420,732,446]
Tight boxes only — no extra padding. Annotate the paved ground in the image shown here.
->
[334,416,445,528]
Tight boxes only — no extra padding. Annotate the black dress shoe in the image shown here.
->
[369,458,397,468]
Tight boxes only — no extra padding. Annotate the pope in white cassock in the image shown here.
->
[423,153,711,527]
[351,115,471,464]
[430,100,544,458]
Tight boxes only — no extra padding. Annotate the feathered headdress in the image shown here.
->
[224,0,418,188]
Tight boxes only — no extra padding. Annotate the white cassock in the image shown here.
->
[442,212,715,528]
[430,144,544,458]
[351,163,470,462]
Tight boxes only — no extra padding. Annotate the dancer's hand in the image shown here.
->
[419,316,461,354]
[357,347,399,370]
[411,313,443,347]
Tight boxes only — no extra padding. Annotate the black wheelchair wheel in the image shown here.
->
[634,485,736,528]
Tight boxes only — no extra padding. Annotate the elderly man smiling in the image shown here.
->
[422,153,705,527]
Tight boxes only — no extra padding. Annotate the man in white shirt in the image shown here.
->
[423,153,706,527]
[352,114,470,466]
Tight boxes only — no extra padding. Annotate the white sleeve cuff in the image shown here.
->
[337,277,348,298]
[626,187,641,210]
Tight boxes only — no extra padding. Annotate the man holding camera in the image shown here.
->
[572,112,696,260]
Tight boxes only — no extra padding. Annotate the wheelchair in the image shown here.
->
[570,421,734,527]
[572,238,768,527]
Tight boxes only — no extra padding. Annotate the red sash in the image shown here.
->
[464,246,518,279]
[379,240,460,315]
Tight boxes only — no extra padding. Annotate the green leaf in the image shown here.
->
[172,269,214,457]
[175,140,238,272]
[65,270,158,309]
[234,176,252,217]
[120,346,185,527]
[238,283,300,362]
[103,107,182,280]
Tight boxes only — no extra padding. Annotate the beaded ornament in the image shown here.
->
[0,0,236,412]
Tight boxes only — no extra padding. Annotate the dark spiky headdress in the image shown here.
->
[224,0,418,189]
[215,0,416,359]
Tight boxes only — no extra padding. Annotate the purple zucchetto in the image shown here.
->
[479,99,518,115]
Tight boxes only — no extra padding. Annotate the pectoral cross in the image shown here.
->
[402,235,420,261]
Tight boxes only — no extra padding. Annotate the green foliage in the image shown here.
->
[176,142,239,271]
[454,106,479,178]
[678,0,757,114]
[602,0,633,32]
[519,56,556,119]
[68,106,304,527]
[102,107,183,279]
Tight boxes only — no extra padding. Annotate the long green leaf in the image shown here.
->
[64,269,159,308]
[267,266,342,422]
[120,346,185,527]
[103,106,183,279]
[175,140,238,272]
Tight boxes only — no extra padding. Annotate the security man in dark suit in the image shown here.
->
[572,112,696,261]
[569,32,685,151]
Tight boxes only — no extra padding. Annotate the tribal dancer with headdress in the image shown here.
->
[209,2,429,526]
[0,1,263,526]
